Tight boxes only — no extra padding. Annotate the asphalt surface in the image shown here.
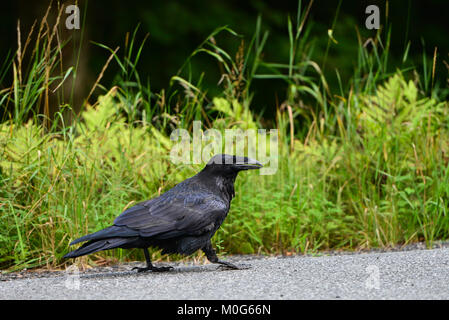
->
[1,247,449,300]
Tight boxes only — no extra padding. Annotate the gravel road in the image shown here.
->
[1,247,449,300]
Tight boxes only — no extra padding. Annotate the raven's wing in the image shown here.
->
[113,191,228,239]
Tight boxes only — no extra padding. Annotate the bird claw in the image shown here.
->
[132,266,173,273]
[132,266,151,273]
[217,261,250,270]
[151,266,174,272]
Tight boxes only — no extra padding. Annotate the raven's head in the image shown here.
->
[201,154,262,200]
[205,154,263,173]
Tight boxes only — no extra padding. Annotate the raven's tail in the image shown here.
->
[69,225,138,246]
[64,225,140,259]
[63,237,135,258]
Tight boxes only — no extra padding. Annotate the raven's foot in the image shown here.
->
[216,260,250,270]
[132,266,173,273]
[132,266,151,273]
[151,266,174,272]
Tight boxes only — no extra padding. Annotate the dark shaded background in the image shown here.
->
[2,0,449,117]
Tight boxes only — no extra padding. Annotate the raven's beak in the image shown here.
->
[234,156,263,170]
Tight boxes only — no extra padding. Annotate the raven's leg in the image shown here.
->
[202,241,245,270]
[132,248,173,273]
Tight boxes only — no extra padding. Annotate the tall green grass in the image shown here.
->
[1,2,449,270]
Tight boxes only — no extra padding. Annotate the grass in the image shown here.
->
[1,1,449,271]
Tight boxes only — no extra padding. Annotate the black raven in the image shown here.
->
[64,154,262,271]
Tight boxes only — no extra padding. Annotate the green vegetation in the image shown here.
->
[1,3,449,271]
